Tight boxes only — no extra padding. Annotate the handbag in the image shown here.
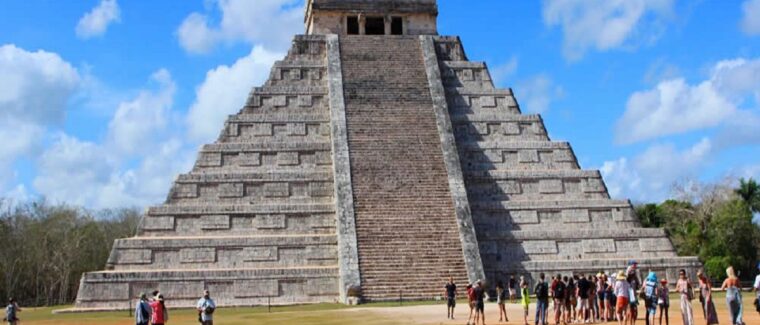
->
[686,283,694,301]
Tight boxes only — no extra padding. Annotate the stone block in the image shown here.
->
[306,246,337,260]
[263,183,290,197]
[277,152,300,166]
[561,209,589,223]
[289,123,307,135]
[307,278,336,296]
[218,183,244,198]
[309,182,333,197]
[480,96,496,108]
[309,214,335,229]
[159,281,204,299]
[239,152,262,166]
[118,249,152,264]
[289,69,302,80]
[78,283,129,301]
[471,123,489,135]
[616,240,640,253]
[640,238,673,252]
[298,95,313,107]
[497,180,521,194]
[251,124,272,136]
[226,123,240,136]
[180,248,216,263]
[510,210,538,224]
[309,69,322,80]
[273,96,287,107]
[612,208,634,222]
[173,184,198,198]
[460,69,474,81]
[538,210,560,222]
[200,215,231,230]
[142,216,175,231]
[554,149,575,162]
[254,214,287,229]
[198,152,222,167]
[582,239,616,253]
[522,240,557,254]
[484,150,503,163]
[583,178,606,192]
[315,151,332,165]
[502,122,520,135]
[518,150,539,163]
[234,280,279,298]
[538,179,564,194]
[242,247,279,261]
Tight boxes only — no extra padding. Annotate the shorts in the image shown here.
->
[447,297,456,308]
[616,297,629,311]
[579,298,589,309]
[645,297,657,315]
[598,292,606,302]
[509,288,516,296]
[554,299,564,312]
[476,301,485,312]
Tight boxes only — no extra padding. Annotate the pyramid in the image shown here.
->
[73,0,700,310]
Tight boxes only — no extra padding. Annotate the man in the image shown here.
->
[535,273,549,325]
[135,293,152,325]
[509,275,517,303]
[551,274,566,325]
[197,290,216,325]
[473,280,486,325]
[576,273,590,323]
[5,298,20,325]
[626,261,641,290]
[444,276,457,319]
[754,262,760,315]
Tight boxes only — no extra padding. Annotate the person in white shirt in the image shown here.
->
[754,262,760,315]
[196,290,216,325]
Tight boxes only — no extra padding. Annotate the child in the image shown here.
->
[521,277,531,325]
[657,279,669,325]
[628,287,641,325]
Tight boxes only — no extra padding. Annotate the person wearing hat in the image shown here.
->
[657,279,670,325]
[614,271,631,325]
[150,293,168,325]
[135,292,153,325]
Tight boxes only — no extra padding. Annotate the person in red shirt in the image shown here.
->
[149,294,168,325]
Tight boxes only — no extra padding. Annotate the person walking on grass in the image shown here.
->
[721,266,743,325]
[135,293,153,325]
[696,270,718,325]
[657,279,669,325]
[197,290,216,325]
[521,276,531,325]
[4,298,20,325]
[535,273,549,325]
[150,293,169,325]
[675,269,694,325]
[444,276,457,320]
[497,281,508,322]
[615,271,631,325]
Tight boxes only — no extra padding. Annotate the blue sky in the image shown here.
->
[0,0,759,209]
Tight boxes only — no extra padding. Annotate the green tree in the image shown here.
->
[735,177,760,214]
[635,203,665,228]
[700,199,758,279]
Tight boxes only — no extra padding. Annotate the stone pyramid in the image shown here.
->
[73,0,699,310]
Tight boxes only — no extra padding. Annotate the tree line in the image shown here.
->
[0,199,140,306]
[634,177,760,281]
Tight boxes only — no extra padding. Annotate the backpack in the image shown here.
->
[5,304,16,321]
[536,282,549,300]
[554,282,566,299]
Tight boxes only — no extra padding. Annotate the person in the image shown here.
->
[135,292,153,325]
[150,293,168,325]
[510,275,518,304]
[4,298,20,325]
[565,276,576,324]
[658,279,670,325]
[551,274,566,325]
[444,276,457,320]
[629,286,640,325]
[589,275,598,322]
[535,273,549,325]
[598,273,608,323]
[607,277,616,321]
[467,283,476,325]
[754,263,760,315]
[474,280,486,325]
[627,261,642,291]
[675,269,694,325]
[497,280,508,322]
[720,266,743,325]
[197,290,216,325]
[643,272,659,325]
[521,276,531,325]
[696,270,718,324]
[615,271,632,325]
[576,273,590,323]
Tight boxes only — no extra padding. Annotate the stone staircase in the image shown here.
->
[339,35,469,300]
[433,36,700,284]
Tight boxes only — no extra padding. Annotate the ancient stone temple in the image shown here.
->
[73,0,700,310]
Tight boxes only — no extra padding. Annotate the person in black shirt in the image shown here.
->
[576,273,591,323]
[444,276,457,319]
[509,275,517,303]
[474,280,486,325]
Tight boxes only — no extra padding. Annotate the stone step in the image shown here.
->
[146,203,335,216]
[175,171,333,183]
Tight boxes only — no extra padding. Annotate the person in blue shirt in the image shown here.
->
[134,292,152,325]
[5,298,21,325]
[197,290,216,325]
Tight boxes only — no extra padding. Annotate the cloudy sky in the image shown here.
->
[1,0,758,209]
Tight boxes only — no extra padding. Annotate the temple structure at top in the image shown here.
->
[71,0,699,311]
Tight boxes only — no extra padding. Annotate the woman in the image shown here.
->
[643,272,659,325]
[674,269,694,325]
[720,266,743,325]
[598,273,608,322]
[566,277,576,324]
[497,280,508,322]
[521,276,531,325]
[467,283,476,325]
[696,270,718,324]
[150,294,168,325]
[615,271,631,325]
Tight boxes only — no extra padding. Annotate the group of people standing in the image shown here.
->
[133,289,216,325]
[445,261,760,325]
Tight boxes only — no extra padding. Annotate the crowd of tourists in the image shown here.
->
[444,261,760,325]
[133,289,215,325]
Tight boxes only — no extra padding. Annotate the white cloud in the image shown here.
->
[600,138,713,202]
[542,0,673,61]
[741,0,760,35]
[186,46,281,141]
[107,69,176,155]
[514,74,565,114]
[616,57,760,144]
[177,0,302,54]
[75,0,121,39]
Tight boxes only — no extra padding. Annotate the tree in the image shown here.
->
[735,178,760,214]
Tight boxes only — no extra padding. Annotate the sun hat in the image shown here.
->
[660,279,668,284]
[616,271,626,280]
[646,271,657,282]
